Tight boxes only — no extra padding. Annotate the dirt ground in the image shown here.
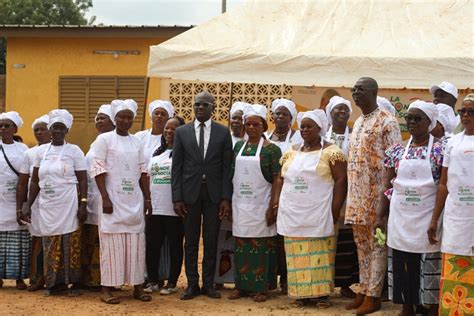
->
[1,277,401,315]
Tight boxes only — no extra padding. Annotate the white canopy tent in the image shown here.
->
[148,0,473,89]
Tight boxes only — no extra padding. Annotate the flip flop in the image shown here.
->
[316,299,331,309]
[16,280,27,290]
[100,294,120,304]
[133,292,152,302]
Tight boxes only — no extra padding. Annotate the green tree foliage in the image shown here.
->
[0,0,93,25]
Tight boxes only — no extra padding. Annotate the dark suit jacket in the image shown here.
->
[171,120,233,205]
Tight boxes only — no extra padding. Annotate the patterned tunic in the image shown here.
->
[345,108,401,225]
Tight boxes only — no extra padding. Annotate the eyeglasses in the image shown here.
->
[194,102,213,108]
[458,108,474,116]
[405,115,425,123]
[0,123,13,128]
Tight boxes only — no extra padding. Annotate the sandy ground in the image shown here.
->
[1,278,401,315]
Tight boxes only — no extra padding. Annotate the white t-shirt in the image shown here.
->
[147,149,176,216]
[0,141,28,231]
[135,129,162,164]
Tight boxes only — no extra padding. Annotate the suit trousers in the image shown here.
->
[145,215,184,285]
[184,183,221,288]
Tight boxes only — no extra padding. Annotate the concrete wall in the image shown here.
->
[6,37,165,146]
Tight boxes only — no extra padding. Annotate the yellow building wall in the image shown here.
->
[6,37,166,147]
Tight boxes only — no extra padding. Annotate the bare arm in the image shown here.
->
[27,167,40,210]
[375,167,396,230]
[15,173,30,225]
[329,159,348,224]
[139,172,152,217]
[428,167,448,245]
[95,173,113,214]
[266,173,281,226]
[75,170,88,223]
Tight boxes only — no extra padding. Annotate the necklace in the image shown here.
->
[412,138,429,147]
[303,141,321,151]
[272,129,289,139]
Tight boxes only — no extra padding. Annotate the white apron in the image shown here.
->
[442,132,474,256]
[387,135,440,253]
[232,138,276,237]
[100,133,144,234]
[326,126,350,156]
[0,142,26,231]
[277,143,334,237]
[148,149,175,217]
[38,144,78,236]
[85,147,100,225]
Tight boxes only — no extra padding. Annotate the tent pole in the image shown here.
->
[141,77,150,131]
[221,0,227,13]
[228,82,233,127]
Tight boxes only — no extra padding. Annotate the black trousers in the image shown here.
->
[145,215,184,285]
[184,183,221,288]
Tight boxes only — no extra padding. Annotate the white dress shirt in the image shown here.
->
[194,118,212,158]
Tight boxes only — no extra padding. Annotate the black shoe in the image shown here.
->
[180,286,201,300]
[201,287,221,299]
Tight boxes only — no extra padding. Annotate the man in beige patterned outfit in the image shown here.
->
[344,77,401,314]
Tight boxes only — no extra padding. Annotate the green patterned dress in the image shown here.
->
[232,140,281,293]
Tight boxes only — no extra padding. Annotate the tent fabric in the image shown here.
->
[148,0,474,89]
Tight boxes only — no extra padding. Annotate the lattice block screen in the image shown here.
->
[169,81,293,124]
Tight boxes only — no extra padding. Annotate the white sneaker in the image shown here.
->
[159,287,178,295]
[144,283,160,293]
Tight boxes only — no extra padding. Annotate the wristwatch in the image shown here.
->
[80,198,88,203]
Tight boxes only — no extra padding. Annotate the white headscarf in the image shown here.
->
[111,99,138,123]
[0,111,24,128]
[325,96,352,125]
[436,103,457,135]
[96,104,113,120]
[243,103,267,121]
[31,114,49,129]
[47,109,73,129]
[377,96,396,116]
[408,100,439,131]
[148,100,174,118]
[271,98,297,124]
[230,101,249,117]
[297,109,329,136]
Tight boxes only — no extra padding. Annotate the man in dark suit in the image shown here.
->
[172,91,233,300]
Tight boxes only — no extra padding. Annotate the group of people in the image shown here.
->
[0,77,472,316]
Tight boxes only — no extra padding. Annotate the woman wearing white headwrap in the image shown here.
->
[376,100,443,316]
[91,99,152,304]
[0,111,29,290]
[80,104,115,289]
[136,100,173,290]
[229,101,248,147]
[427,94,474,316]
[267,98,303,153]
[228,104,282,303]
[377,96,396,116]
[324,96,359,298]
[325,96,353,155]
[27,109,88,295]
[15,114,50,291]
[273,109,348,307]
[431,103,457,140]
[214,101,249,288]
[136,100,174,164]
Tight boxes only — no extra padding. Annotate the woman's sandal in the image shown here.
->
[292,298,310,307]
[228,289,247,300]
[27,283,45,292]
[133,292,152,302]
[254,292,268,303]
[100,294,120,304]
[316,299,331,309]
[16,280,27,290]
